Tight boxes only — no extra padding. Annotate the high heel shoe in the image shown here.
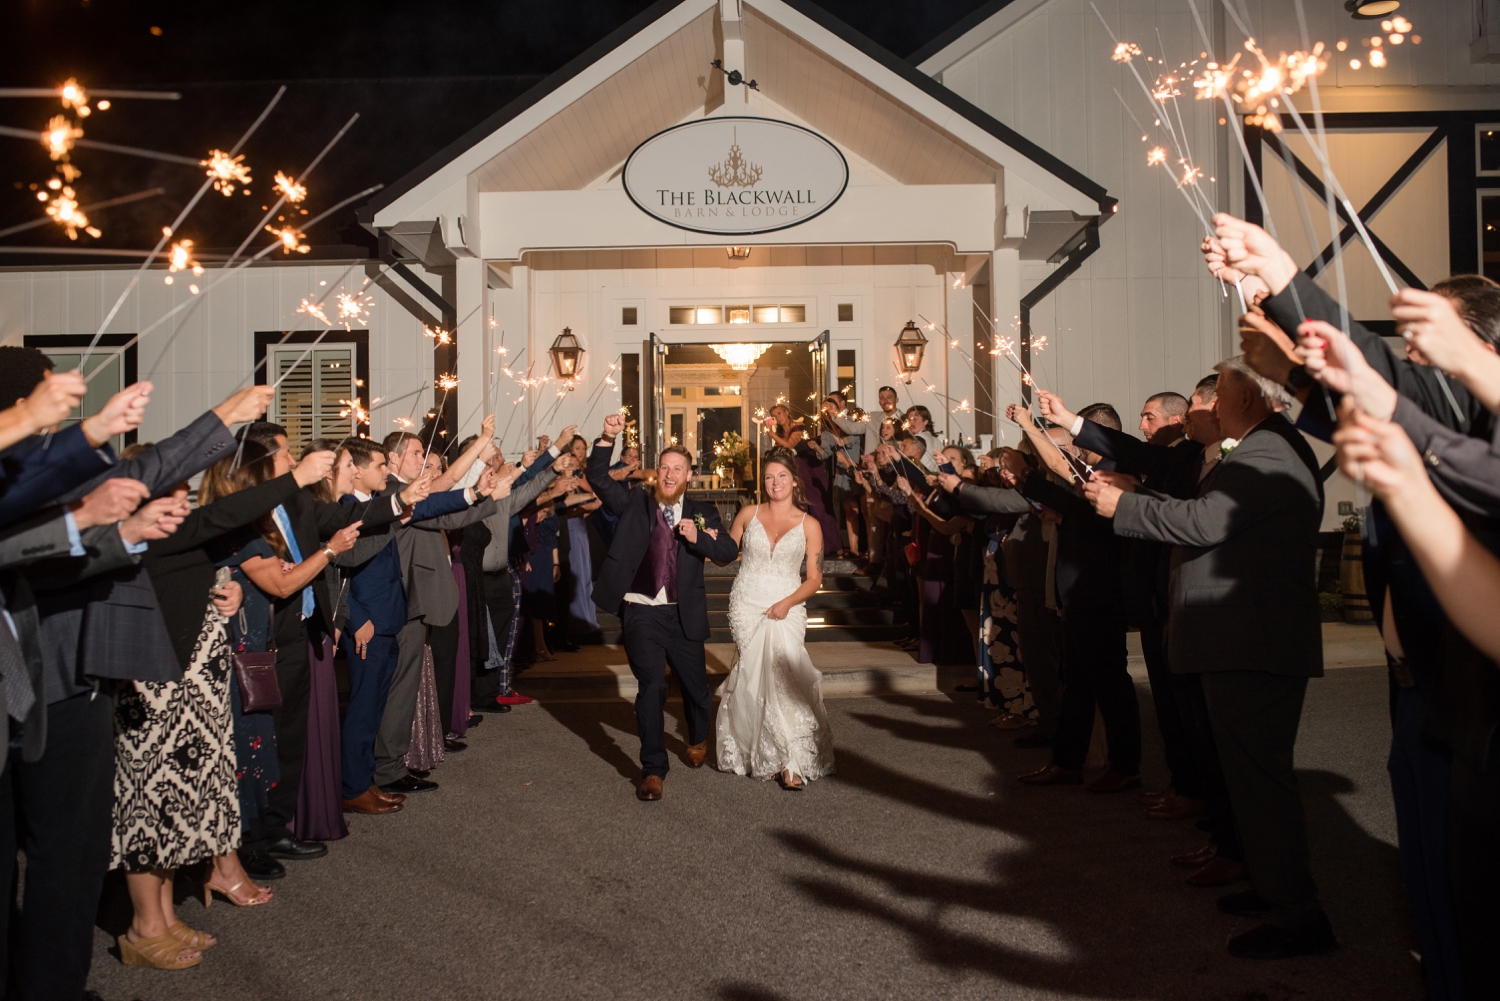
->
[117,931,201,969]
[777,770,805,791]
[166,921,217,949]
[203,876,273,908]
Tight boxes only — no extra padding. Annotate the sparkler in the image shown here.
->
[202,149,252,197]
[80,85,287,370]
[42,186,99,240]
[265,224,310,255]
[273,171,307,203]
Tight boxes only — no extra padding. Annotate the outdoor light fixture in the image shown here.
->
[726,246,751,259]
[710,343,772,370]
[549,327,584,384]
[895,320,927,379]
[1344,0,1398,18]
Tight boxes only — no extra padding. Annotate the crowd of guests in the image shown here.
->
[5,208,1493,991]
[757,221,1499,986]
[0,343,621,993]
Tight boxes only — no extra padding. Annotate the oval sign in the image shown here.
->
[622,116,848,236]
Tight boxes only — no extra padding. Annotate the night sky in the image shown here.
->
[0,0,1002,258]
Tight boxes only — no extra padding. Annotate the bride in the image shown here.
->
[716,451,836,789]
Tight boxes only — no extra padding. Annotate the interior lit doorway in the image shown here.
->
[644,331,830,492]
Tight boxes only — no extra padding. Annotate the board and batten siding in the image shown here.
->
[934,0,1232,421]
[0,263,436,447]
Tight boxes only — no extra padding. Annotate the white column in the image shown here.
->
[991,247,1023,443]
[454,255,486,439]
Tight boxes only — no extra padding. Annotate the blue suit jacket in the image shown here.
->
[0,425,114,528]
[336,487,472,636]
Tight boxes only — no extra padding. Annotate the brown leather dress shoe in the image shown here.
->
[636,775,664,801]
[1171,843,1218,868]
[342,786,402,814]
[372,786,406,806]
[1146,794,1206,819]
[1086,769,1142,794]
[685,740,709,768]
[1018,764,1084,785]
[1136,786,1174,807]
[1186,855,1247,887]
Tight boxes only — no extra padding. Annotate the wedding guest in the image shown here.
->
[1010,404,1140,795]
[943,444,1062,746]
[765,405,840,552]
[1037,384,1214,829]
[235,422,427,865]
[520,477,569,663]
[903,406,943,471]
[1085,356,1332,960]
[821,392,867,560]
[897,448,974,665]
[560,434,602,644]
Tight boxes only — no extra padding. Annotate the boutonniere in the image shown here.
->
[1219,438,1241,459]
[693,513,707,532]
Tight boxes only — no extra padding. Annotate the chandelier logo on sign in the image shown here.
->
[707,132,763,188]
[622,117,848,236]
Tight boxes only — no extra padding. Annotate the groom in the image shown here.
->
[587,414,739,801]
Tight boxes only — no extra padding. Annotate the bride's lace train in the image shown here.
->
[716,515,836,782]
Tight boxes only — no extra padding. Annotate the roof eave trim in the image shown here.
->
[359,0,705,228]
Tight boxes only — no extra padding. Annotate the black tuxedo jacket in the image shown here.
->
[586,440,739,641]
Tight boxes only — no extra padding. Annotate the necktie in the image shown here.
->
[0,608,36,722]
[272,505,316,619]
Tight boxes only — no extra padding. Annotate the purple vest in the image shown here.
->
[629,504,678,601]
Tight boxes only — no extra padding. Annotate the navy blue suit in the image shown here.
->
[0,426,113,529]
[336,486,471,799]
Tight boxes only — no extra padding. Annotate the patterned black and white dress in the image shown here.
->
[111,602,240,873]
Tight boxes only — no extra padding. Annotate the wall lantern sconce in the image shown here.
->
[895,320,927,381]
[549,327,584,385]
[1344,0,1398,18]
[726,246,751,259]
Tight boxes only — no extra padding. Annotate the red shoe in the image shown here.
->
[494,692,534,705]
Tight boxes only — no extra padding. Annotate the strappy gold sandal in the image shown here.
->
[117,931,202,969]
[203,876,273,908]
[166,921,217,949]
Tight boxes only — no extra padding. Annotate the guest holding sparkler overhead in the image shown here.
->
[903,406,943,472]
[764,404,839,555]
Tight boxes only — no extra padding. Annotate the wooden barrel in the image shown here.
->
[1340,530,1374,623]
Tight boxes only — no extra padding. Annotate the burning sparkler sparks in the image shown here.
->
[298,297,330,326]
[265,224,309,254]
[273,170,306,203]
[58,78,88,112]
[1146,146,1168,166]
[1112,42,1142,62]
[436,374,460,392]
[424,325,452,346]
[162,239,201,284]
[42,115,81,159]
[42,185,99,240]
[336,291,369,326]
[202,149,251,196]
[338,398,370,425]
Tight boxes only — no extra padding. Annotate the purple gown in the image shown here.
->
[291,637,349,842]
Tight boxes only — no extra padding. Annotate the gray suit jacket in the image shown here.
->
[34,410,236,688]
[1,517,139,761]
[478,470,559,573]
[387,479,492,627]
[1113,415,1324,678]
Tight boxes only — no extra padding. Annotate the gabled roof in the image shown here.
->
[360,0,1114,229]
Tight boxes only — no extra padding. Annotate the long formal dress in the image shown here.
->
[716,512,836,782]
[112,602,240,872]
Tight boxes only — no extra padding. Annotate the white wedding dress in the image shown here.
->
[716,511,836,782]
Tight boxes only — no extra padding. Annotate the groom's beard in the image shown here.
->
[654,480,687,506]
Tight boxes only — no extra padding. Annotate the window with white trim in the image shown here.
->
[270,344,357,444]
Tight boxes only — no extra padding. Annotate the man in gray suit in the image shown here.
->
[1084,356,1334,960]
[0,478,190,1000]
[372,429,572,794]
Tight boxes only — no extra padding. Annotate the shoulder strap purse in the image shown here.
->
[234,597,282,712]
